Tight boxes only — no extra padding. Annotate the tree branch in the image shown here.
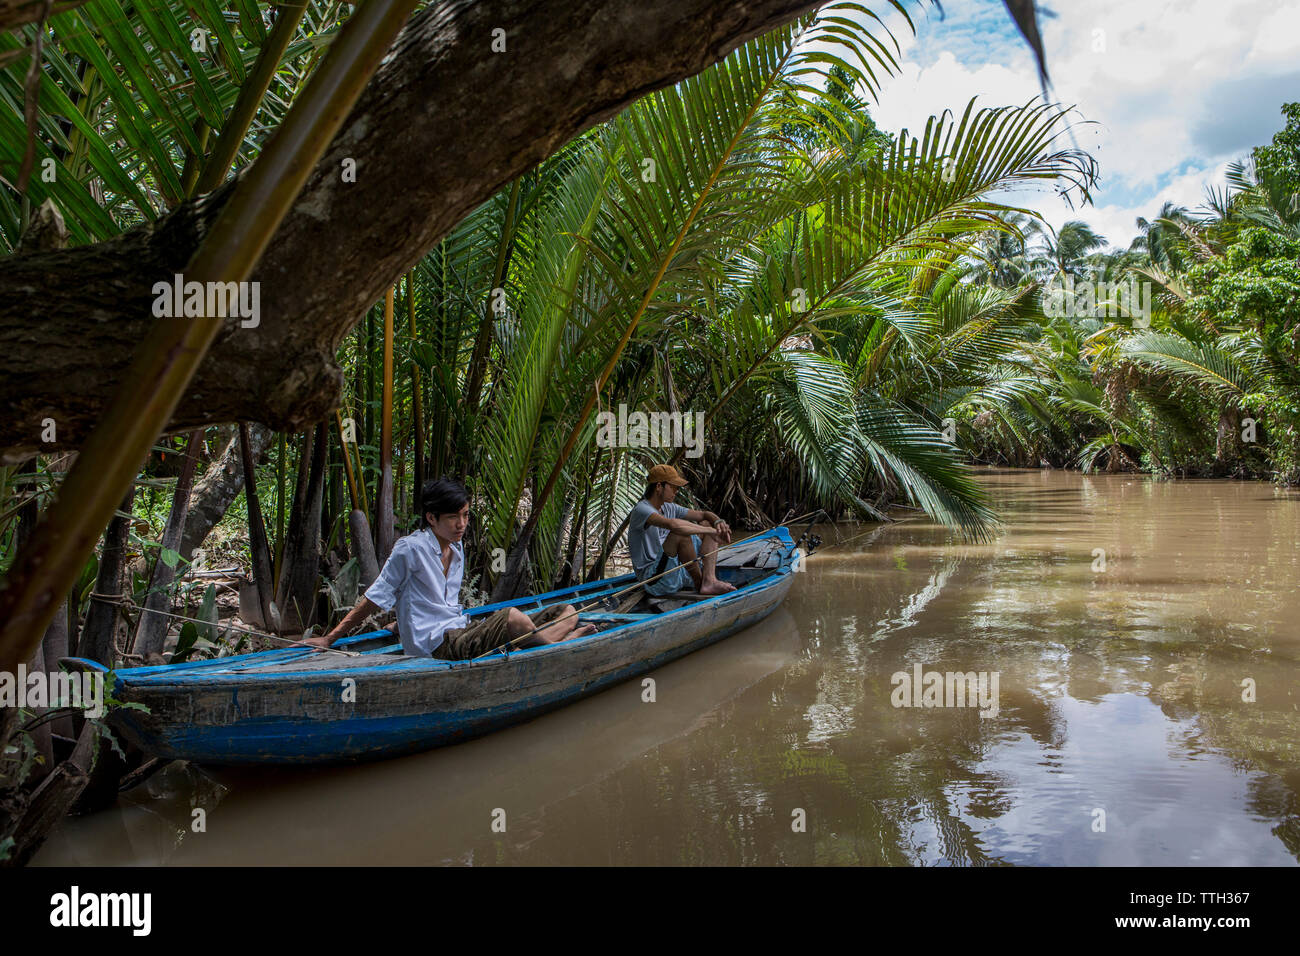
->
[0,0,823,462]
[0,0,85,35]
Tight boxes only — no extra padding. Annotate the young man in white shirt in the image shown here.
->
[308,478,594,658]
[626,464,736,597]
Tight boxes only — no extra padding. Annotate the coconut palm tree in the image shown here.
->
[393,15,1098,596]
[963,211,1044,287]
[1130,201,1193,273]
[1040,219,1106,279]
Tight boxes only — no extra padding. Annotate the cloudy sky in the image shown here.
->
[858,0,1300,249]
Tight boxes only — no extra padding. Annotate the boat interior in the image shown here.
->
[87,533,794,676]
[334,532,791,657]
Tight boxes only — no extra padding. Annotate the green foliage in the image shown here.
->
[85,672,150,765]
[172,621,200,663]
[0,714,44,791]
[1185,227,1300,331]
[0,0,346,249]
[17,0,1300,621]
[1253,102,1300,197]
[779,63,894,159]
[380,3,1099,583]
[950,109,1300,485]
[1,669,150,845]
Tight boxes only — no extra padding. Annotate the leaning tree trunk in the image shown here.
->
[132,431,203,659]
[180,423,273,561]
[0,0,826,463]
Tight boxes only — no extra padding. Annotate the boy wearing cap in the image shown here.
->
[628,465,736,597]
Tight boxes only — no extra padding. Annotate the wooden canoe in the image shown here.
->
[73,527,797,765]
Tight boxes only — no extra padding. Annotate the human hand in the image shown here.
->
[301,633,336,652]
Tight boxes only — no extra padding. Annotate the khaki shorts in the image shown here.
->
[434,603,570,661]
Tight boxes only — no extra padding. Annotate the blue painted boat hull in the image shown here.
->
[89,528,797,765]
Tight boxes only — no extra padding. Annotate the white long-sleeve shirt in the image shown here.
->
[363,528,468,657]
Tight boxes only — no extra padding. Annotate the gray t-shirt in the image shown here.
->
[628,499,689,578]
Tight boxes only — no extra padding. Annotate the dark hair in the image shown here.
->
[644,481,662,500]
[421,477,468,521]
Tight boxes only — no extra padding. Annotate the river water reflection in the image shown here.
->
[35,470,1300,865]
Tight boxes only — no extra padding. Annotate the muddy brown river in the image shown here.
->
[34,470,1300,865]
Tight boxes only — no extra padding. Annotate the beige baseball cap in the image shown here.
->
[646,464,688,486]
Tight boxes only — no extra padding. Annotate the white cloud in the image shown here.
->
[1247,3,1300,60]
[1053,160,1232,249]
[855,0,1300,248]
[870,52,1039,135]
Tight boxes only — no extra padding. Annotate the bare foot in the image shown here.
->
[700,581,736,596]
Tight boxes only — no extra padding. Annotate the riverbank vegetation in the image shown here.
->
[953,111,1300,483]
[1,0,1297,865]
